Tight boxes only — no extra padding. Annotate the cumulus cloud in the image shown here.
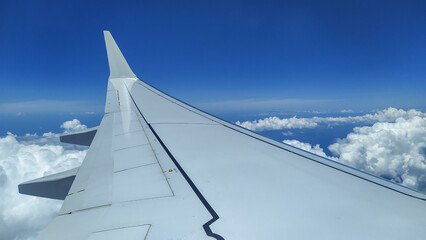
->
[328,116,426,192]
[236,116,318,131]
[0,121,88,240]
[236,107,425,131]
[283,113,426,193]
[60,119,87,133]
[283,139,328,157]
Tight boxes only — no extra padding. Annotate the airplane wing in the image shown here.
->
[20,31,426,240]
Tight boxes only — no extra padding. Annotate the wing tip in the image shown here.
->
[103,30,112,38]
[104,31,137,79]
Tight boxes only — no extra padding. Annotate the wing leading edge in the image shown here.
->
[24,31,426,240]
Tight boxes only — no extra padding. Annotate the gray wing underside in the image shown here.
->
[31,32,426,240]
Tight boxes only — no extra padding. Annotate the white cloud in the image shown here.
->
[0,122,87,240]
[283,139,328,157]
[17,133,62,148]
[340,109,354,113]
[60,119,87,133]
[328,116,426,192]
[237,107,425,131]
[314,107,424,124]
[42,132,58,138]
[283,113,426,193]
[236,116,318,131]
[281,131,293,136]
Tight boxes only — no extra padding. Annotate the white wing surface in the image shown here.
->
[27,31,426,240]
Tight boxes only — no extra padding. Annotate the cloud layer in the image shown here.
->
[197,98,336,112]
[2,109,425,239]
[236,107,425,131]
[0,125,87,240]
[0,100,103,115]
[282,113,426,193]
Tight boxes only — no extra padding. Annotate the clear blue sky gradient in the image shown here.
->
[1,0,425,131]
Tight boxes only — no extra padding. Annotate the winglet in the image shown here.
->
[103,31,137,79]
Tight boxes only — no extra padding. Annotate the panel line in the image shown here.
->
[127,88,224,240]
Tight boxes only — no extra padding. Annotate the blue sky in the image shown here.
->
[0,0,425,134]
